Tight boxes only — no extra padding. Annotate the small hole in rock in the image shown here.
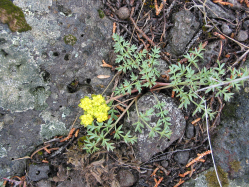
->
[1,49,8,57]
[86,78,91,84]
[53,52,60,56]
[67,79,79,93]
[81,34,84,37]
[36,170,40,175]
[64,54,70,61]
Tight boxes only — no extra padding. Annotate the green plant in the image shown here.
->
[133,95,172,139]
[78,94,138,153]
[112,33,173,141]
[79,34,248,154]
[113,33,161,95]
[169,43,248,119]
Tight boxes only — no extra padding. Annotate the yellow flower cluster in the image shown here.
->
[78,94,110,126]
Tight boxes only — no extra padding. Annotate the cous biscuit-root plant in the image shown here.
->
[78,34,248,153]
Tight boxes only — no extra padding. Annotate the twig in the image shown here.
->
[31,144,50,159]
[186,150,211,167]
[173,179,185,187]
[119,23,139,42]
[129,0,146,43]
[227,49,249,71]
[130,16,156,46]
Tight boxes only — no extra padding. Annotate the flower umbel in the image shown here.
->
[78,94,110,126]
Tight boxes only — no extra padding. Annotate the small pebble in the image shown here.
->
[221,23,232,35]
[161,160,169,168]
[243,20,249,30]
[174,151,190,165]
[236,30,248,42]
[186,123,194,139]
[117,169,136,187]
[116,7,130,20]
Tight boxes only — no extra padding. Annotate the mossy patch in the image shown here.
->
[221,102,238,119]
[64,34,77,46]
[77,136,87,148]
[98,9,105,19]
[205,166,229,187]
[229,160,241,172]
[0,0,32,32]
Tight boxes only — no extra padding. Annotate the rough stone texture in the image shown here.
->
[221,23,232,35]
[205,0,235,21]
[227,0,243,9]
[201,41,220,66]
[27,164,50,182]
[124,93,186,162]
[0,0,114,178]
[117,169,136,187]
[174,151,190,165]
[185,123,194,139]
[236,30,248,42]
[165,10,200,57]
[243,20,249,30]
[212,84,249,181]
[116,7,130,20]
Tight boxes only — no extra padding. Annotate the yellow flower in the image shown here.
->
[78,94,110,126]
[78,97,92,111]
[79,114,93,126]
[92,94,105,106]
[95,112,108,122]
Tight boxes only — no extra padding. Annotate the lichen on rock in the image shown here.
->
[205,166,229,187]
[64,34,77,46]
[0,0,32,32]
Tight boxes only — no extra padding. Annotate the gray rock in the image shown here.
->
[27,164,50,182]
[117,169,136,187]
[186,123,195,139]
[174,151,190,165]
[124,92,186,162]
[36,180,51,187]
[166,10,200,56]
[161,160,169,168]
[116,7,130,20]
[227,0,243,9]
[0,0,114,179]
[236,30,248,42]
[201,41,220,66]
[243,20,249,30]
[205,0,235,21]
[221,23,232,35]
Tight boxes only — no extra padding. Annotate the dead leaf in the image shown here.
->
[97,75,110,79]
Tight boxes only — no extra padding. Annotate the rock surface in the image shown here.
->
[117,169,136,187]
[27,164,50,182]
[0,0,114,178]
[221,23,232,35]
[205,0,235,21]
[124,92,186,162]
[165,9,200,57]
[236,30,248,42]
